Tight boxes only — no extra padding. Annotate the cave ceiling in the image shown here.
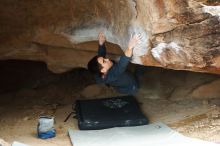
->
[0,0,219,74]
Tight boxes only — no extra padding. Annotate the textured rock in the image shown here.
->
[191,79,220,99]
[136,66,220,100]
[0,0,219,74]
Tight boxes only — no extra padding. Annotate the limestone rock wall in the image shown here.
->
[0,0,219,74]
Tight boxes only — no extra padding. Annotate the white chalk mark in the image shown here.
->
[151,42,183,64]
[129,24,149,64]
[202,4,220,20]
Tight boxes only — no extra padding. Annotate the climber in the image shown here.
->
[87,32,142,95]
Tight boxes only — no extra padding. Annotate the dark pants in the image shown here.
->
[133,64,147,89]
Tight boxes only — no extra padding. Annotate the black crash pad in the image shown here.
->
[75,96,149,130]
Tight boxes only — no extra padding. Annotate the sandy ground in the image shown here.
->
[0,86,220,146]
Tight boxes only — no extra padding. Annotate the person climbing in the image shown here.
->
[87,32,142,95]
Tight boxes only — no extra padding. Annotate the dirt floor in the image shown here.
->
[0,63,220,146]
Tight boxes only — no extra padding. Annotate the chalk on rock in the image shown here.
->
[128,24,149,64]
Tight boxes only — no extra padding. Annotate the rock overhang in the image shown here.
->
[0,0,219,74]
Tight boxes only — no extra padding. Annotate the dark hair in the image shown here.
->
[87,55,102,76]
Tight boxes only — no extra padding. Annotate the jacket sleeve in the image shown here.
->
[98,44,106,57]
[113,55,130,75]
[106,55,131,81]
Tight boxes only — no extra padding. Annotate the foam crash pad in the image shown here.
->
[68,122,219,146]
[12,141,29,146]
[75,96,148,130]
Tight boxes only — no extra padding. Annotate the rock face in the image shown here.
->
[137,66,220,100]
[0,0,219,74]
